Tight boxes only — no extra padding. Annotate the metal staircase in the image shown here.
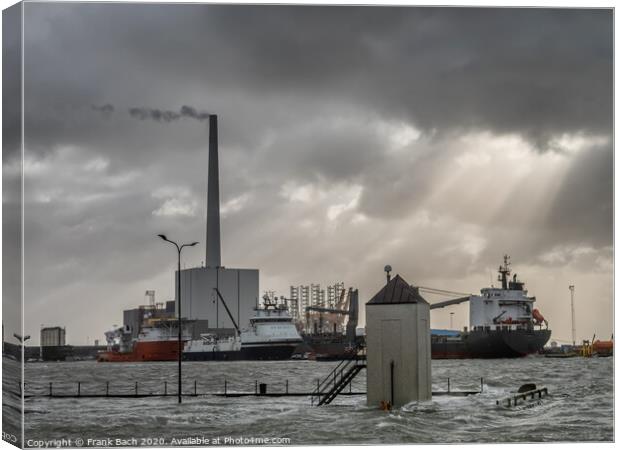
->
[311,349,366,406]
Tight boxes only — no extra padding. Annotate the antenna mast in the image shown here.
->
[497,254,511,290]
[145,290,155,308]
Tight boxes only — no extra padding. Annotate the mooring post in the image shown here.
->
[255,380,258,395]
[106,381,109,397]
[135,381,138,396]
[285,379,289,394]
[480,377,484,393]
[49,382,53,397]
[164,381,168,396]
[448,378,451,393]
[78,382,81,397]
[224,379,227,396]
[194,380,197,396]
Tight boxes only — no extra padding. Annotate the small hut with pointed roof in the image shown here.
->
[366,274,431,408]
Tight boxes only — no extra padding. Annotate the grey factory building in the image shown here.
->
[40,326,66,347]
[177,267,258,330]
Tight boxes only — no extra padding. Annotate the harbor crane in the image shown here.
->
[419,286,472,310]
[305,288,350,334]
[213,288,241,334]
[304,288,359,341]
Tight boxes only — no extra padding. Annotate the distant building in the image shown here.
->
[40,326,66,347]
[327,282,346,309]
[289,282,345,322]
[310,284,324,307]
[289,287,300,320]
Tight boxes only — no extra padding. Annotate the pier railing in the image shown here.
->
[13,375,481,400]
[13,376,367,399]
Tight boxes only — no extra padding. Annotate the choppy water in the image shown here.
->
[2,356,614,446]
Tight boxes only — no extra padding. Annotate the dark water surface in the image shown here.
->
[3,356,613,446]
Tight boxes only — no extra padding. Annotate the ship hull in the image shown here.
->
[431,329,551,359]
[97,340,184,362]
[300,333,357,360]
[183,342,301,361]
[240,342,300,360]
[183,350,242,361]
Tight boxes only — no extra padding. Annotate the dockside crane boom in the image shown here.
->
[428,296,471,310]
[305,306,350,315]
[213,288,241,334]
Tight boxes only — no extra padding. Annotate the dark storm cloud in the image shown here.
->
[3,3,22,160]
[13,4,613,344]
[547,143,613,247]
[21,5,611,153]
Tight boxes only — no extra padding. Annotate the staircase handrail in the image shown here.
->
[311,346,366,404]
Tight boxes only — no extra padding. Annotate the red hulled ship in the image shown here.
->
[97,318,192,362]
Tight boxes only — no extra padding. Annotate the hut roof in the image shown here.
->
[367,274,428,305]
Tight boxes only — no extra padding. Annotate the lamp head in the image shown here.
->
[157,234,168,241]
[384,265,392,283]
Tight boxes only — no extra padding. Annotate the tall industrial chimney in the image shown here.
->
[206,114,221,268]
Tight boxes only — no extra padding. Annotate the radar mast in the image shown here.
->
[497,254,511,290]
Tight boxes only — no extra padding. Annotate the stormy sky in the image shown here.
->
[3,4,612,345]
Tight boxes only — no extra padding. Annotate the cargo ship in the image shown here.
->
[183,294,303,361]
[296,288,361,360]
[97,319,192,362]
[302,333,358,361]
[430,256,551,358]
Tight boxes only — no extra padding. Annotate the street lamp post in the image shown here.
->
[13,333,30,364]
[158,234,198,404]
[450,312,454,330]
[569,285,576,346]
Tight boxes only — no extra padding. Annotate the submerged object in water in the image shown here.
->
[496,384,548,407]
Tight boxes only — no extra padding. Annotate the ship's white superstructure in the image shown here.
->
[241,301,303,349]
[184,333,240,353]
[137,321,193,342]
[183,296,303,360]
[469,256,542,331]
